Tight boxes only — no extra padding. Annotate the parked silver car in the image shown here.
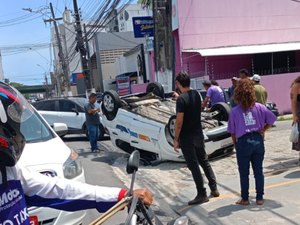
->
[32,97,105,140]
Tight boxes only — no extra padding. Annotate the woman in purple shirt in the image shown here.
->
[227,79,276,206]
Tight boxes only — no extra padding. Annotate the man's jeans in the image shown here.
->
[236,132,265,200]
[88,125,99,151]
[180,131,217,196]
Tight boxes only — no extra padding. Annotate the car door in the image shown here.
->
[58,99,84,131]
[33,100,59,126]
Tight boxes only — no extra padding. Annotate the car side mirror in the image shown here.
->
[126,150,140,174]
[53,123,68,137]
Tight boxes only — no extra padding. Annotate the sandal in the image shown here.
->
[256,199,264,205]
[235,199,250,205]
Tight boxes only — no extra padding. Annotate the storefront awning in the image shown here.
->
[183,42,300,56]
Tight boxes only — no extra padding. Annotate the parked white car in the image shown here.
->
[17,102,86,224]
[100,82,234,163]
[32,97,105,140]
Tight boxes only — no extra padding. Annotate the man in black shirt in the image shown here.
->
[173,72,219,205]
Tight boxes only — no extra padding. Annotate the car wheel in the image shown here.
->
[167,115,176,139]
[101,90,121,121]
[146,82,165,98]
[210,102,231,121]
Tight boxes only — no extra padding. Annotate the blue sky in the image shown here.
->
[0,0,135,85]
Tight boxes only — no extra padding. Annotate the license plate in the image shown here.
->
[30,216,38,225]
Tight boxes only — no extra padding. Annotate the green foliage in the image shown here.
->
[9,82,24,88]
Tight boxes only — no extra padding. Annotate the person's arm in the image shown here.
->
[87,106,100,114]
[231,134,237,145]
[202,96,210,108]
[173,112,184,152]
[227,109,236,145]
[260,124,272,136]
[260,104,277,137]
[291,83,299,123]
[19,166,152,212]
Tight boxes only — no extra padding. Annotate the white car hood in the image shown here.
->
[18,136,71,167]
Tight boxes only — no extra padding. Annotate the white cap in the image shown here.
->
[251,74,261,82]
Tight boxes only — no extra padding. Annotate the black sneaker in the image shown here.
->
[188,195,209,205]
[210,189,220,197]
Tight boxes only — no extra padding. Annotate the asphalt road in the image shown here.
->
[63,135,128,225]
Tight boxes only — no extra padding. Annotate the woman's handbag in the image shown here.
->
[289,122,299,143]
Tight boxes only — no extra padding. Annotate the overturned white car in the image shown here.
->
[100,83,234,163]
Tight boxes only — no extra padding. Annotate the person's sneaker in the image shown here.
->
[210,189,220,197]
[188,195,209,205]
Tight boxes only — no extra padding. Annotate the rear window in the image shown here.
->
[32,101,56,111]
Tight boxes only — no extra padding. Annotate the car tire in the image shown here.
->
[210,102,231,121]
[101,90,121,121]
[167,115,176,139]
[146,82,165,98]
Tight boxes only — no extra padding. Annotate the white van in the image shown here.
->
[17,105,86,224]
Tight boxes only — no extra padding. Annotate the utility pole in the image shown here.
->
[73,0,91,91]
[49,2,71,96]
[153,0,173,92]
[83,23,93,88]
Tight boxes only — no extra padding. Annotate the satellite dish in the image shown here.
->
[63,9,73,25]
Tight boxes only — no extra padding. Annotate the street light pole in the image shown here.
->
[37,64,49,99]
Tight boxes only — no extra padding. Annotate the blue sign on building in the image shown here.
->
[132,16,154,38]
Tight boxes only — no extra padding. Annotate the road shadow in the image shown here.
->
[264,158,299,176]
[62,135,110,142]
[170,199,291,225]
[208,199,282,218]
[284,170,300,179]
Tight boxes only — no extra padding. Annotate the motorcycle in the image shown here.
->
[89,150,189,225]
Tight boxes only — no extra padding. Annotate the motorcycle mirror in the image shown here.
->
[126,150,140,174]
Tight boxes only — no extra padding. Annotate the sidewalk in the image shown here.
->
[174,168,300,225]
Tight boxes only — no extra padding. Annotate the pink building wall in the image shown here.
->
[217,73,300,114]
[177,0,300,50]
[180,52,253,79]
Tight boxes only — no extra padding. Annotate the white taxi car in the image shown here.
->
[17,102,86,224]
[100,82,234,163]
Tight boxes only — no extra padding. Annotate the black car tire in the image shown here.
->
[101,90,121,121]
[146,82,165,98]
[210,102,231,121]
[167,115,176,139]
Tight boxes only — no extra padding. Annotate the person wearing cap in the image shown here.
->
[228,77,239,107]
[202,80,225,108]
[251,74,268,105]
